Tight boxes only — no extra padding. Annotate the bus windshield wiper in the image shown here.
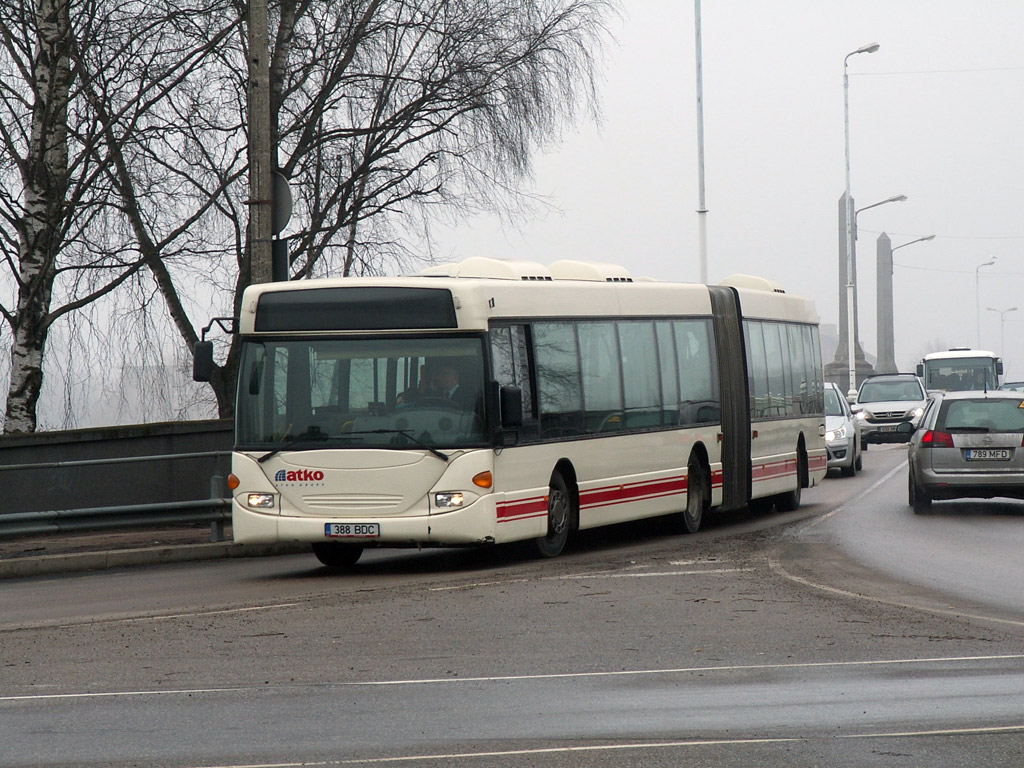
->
[257,431,328,464]
[345,429,449,461]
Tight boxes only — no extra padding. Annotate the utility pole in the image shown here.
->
[694,0,708,284]
[248,0,273,284]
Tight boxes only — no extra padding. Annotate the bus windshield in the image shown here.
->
[923,357,998,391]
[235,335,488,451]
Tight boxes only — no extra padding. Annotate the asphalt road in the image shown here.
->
[3,445,1024,767]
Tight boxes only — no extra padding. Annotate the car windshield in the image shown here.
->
[235,335,489,450]
[939,398,1024,432]
[858,380,923,403]
[825,387,844,416]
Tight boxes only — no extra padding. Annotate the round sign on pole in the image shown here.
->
[271,172,292,235]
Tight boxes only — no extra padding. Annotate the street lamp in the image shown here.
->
[976,258,996,347]
[856,194,907,226]
[987,306,1017,357]
[892,234,935,253]
[843,42,880,398]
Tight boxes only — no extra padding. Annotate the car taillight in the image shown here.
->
[921,430,954,448]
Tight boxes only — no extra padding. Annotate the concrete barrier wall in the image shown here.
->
[0,421,233,515]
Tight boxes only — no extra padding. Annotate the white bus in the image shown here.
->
[916,348,1003,392]
[195,258,826,567]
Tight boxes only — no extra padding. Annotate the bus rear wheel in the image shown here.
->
[682,455,708,534]
[312,542,364,569]
[775,445,806,512]
[533,473,571,558]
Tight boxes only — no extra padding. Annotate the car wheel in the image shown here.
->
[312,542,363,569]
[840,456,856,478]
[854,442,863,471]
[908,469,931,514]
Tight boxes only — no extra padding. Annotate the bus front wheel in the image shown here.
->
[312,542,364,569]
[533,473,571,558]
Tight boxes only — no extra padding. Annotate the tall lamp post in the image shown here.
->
[843,42,880,398]
[694,0,708,283]
[987,306,1017,357]
[975,258,996,347]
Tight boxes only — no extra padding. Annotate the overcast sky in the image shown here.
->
[433,1,1024,380]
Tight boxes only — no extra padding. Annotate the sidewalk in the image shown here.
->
[0,525,307,579]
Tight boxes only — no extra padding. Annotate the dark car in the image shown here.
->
[905,390,1024,512]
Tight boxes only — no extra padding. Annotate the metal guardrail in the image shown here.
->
[0,451,232,542]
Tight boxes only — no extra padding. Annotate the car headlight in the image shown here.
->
[909,407,924,419]
[246,493,276,509]
[855,410,869,421]
[826,424,848,442]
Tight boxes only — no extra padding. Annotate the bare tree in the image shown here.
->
[188,0,617,413]
[0,0,617,429]
[0,0,239,432]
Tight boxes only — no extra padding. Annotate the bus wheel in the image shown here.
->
[533,473,571,558]
[776,448,806,512]
[682,456,708,534]
[312,542,363,569]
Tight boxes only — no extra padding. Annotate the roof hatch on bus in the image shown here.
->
[719,274,786,293]
[548,260,633,282]
[419,257,553,281]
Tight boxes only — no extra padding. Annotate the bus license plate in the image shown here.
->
[325,523,380,538]
[965,449,1011,461]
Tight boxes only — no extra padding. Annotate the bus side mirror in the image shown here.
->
[193,341,214,382]
[500,385,523,429]
[997,359,1004,375]
[916,363,924,377]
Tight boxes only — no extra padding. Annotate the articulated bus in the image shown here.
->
[195,258,826,567]
[916,348,1003,392]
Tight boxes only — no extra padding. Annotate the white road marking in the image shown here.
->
[547,567,752,580]
[183,724,1024,767]
[6,654,1022,702]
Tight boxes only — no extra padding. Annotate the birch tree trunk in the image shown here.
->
[3,0,73,433]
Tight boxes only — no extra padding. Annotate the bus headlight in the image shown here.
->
[434,492,465,509]
[247,493,277,509]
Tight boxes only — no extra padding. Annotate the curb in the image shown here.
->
[0,541,309,580]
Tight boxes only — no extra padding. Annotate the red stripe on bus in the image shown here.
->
[496,496,548,522]
[579,476,687,509]
[498,459,802,523]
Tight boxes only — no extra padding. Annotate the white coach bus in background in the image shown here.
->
[194,258,827,568]
[916,348,1003,392]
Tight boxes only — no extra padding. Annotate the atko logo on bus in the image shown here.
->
[274,468,325,484]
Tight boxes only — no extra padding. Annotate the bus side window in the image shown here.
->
[489,324,537,437]
[533,322,584,438]
[675,319,718,425]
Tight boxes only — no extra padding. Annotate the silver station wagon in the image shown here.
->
[904,390,1024,512]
